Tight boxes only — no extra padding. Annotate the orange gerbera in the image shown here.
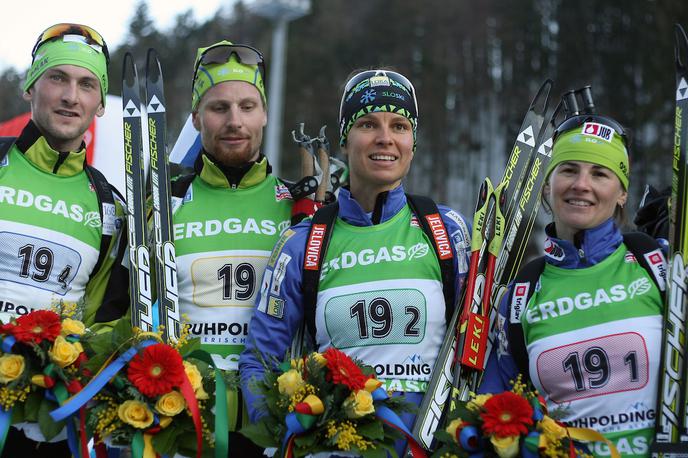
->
[322,347,368,391]
[127,343,185,397]
[480,391,533,438]
[12,310,61,344]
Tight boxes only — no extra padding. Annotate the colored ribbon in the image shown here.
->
[214,369,228,458]
[1,336,16,353]
[282,408,318,456]
[0,408,11,455]
[52,380,81,458]
[371,388,427,458]
[179,368,204,458]
[566,427,620,458]
[186,349,227,458]
[50,340,156,422]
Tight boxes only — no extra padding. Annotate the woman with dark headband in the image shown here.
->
[479,100,665,457]
[240,69,472,453]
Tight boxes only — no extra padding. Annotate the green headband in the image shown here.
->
[191,40,266,110]
[24,38,108,106]
[546,123,629,189]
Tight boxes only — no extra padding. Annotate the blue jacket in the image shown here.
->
[479,218,626,393]
[240,185,472,430]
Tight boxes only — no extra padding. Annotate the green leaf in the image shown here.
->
[434,430,454,443]
[239,422,280,448]
[84,352,110,373]
[23,391,43,422]
[111,318,134,345]
[360,446,388,458]
[179,337,201,356]
[356,420,384,440]
[38,398,64,441]
[293,430,319,448]
[152,424,179,455]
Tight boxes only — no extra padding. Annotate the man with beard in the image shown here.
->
[171,40,293,456]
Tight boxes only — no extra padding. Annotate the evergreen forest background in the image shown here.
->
[1,0,687,236]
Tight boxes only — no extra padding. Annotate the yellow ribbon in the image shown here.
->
[538,426,620,458]
[143,433,157,458]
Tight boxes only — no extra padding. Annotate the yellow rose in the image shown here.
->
[539,416,567,440]
[61,318,86,336]
[467,393,492,411]
[490,435,520,458]
[183,361,203,391]
[155,391,186,416]
[182,361,209,400]
[277,369,304,396]
[343,389,375,419]
[445,418,465,442]
[118,400,154,429]
[0,354,25,383]
[49,336,83,368]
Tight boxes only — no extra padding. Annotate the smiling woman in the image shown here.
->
[240,69,473,456]
[479,102,666,457]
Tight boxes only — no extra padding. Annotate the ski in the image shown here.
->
[145,49,181,343]
[411,80,553,450]
[122,52,155,332]
[652,23,688,456]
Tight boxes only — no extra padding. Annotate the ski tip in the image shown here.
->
[530,79,554,112]
[146,48,163,85]
[122,52,138,88]
[676,24,688,68]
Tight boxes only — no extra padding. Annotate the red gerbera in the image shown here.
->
[322,347,368,391]
[480,391,534,438]
[127,343,185,397]
[12,310,61,344]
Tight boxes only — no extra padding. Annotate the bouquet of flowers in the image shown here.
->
[242,348,416,458]
[74,319,216,458]
[432,376,607,458]
[0,303,89,444]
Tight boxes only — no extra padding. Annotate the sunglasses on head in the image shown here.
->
[553,86,629,147]
[32,23,109,64]
[192,44,266,87]
[553,114,629,147]
[339,69,418,120]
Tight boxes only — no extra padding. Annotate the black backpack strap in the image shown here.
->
[507,256,546,378]
[0,137,17,162]
[171,173,196,198]
[405,194,456,322]
[83,165,115,279]
[622,232,667,292]
[302,202,339,340]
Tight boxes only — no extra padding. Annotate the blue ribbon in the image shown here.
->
[282,412,306,453]
[0,408,11,454]
[1,336,16,353]
[50,340,156,422]
[371,387,387,402]
[371,388,415,437]
[459,425,481,452]
[65,416,80,458]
